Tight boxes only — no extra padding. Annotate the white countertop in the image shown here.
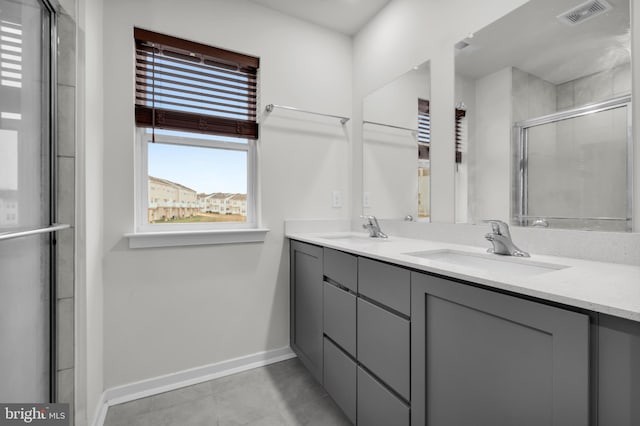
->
[287,231,640,322]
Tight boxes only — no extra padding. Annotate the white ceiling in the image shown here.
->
[247,0,392,35]
[455,0,630,85]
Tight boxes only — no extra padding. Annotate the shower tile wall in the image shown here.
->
[512,67,556,122]
[56,3,76,423]
[557,63,631,110]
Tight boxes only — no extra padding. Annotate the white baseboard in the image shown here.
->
[90,392,109,426]
[91,346,296,426]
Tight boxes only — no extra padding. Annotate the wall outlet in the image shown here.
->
[363,192,371,208]
[332,190,342,208]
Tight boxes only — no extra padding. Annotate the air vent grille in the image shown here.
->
[557,0,612,26]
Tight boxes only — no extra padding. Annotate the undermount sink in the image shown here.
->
[404,249,567,276]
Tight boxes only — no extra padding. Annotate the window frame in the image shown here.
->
[127,29,267,247]
[134,128,257,233]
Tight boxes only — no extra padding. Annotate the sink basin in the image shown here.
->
[404,249,567,276]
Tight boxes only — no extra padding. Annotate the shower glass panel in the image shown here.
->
[517,98,631,232]
[0,0,54,402]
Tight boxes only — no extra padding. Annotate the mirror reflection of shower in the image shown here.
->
[453,0,632,231]
[516,95,631,232]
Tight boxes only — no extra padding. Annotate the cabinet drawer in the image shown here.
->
[357,366,409,426]
[324,248,357,292]
[324,338,356,424]
[323,281,356,356]
[357,298,410,399]
[358,257,410,315]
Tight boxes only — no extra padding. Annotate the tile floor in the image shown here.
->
[103,358,352,426]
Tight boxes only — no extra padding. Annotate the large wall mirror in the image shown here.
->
[362,61,431,220]
[455,0,632,231]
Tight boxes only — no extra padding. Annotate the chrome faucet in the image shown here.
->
[362,215,388,238]
[531,218,549,228]
[484,219,529,257]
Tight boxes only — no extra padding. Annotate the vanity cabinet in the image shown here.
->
[411,272,590,426]
[290,240,324,384]
[290,238,639,426]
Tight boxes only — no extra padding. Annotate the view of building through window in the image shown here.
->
[147,141,248,224]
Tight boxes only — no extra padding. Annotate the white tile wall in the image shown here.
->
[55,4,76,409]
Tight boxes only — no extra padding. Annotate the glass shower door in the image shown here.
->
[517,96,632,232]
[0,0,58,402]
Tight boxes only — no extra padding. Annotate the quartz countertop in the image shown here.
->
[287,231,640,322]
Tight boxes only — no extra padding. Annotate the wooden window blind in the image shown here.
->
[417,98,465,163]
[418,99,430,160]
[455,108,466,163]
[134,28,259,139]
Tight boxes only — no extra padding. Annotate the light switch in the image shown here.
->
[363,192,371,208]
[332,190,342,208]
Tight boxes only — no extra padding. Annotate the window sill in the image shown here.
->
[125,228,269,249]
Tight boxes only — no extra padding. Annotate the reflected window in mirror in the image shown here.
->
[418,99,430,219]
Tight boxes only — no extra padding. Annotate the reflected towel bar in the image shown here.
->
[363,120,421,142]
[0,223,71,242]
[363,120,418,134]
[265,103,350,124]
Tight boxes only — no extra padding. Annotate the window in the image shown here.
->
[417,99,465,163]
[416,100,466,219]
[418,99,430,219]
[132,28,263,241]
[455,108,466,164]
[418,98,430,160]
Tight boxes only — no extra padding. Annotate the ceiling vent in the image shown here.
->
[557,0,612,26]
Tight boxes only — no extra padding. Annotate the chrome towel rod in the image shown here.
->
[265,104,350,124]
[363,120,417,134]
[0,223,71,242]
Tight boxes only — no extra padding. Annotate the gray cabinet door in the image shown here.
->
[290,240,324,384]
[598,314,640,426]
[411,272,589,426]
[324,337,356,424]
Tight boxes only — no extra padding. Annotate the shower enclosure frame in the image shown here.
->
[514,94,633,231]
[0,0,61,402]
[46,0,60,401]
